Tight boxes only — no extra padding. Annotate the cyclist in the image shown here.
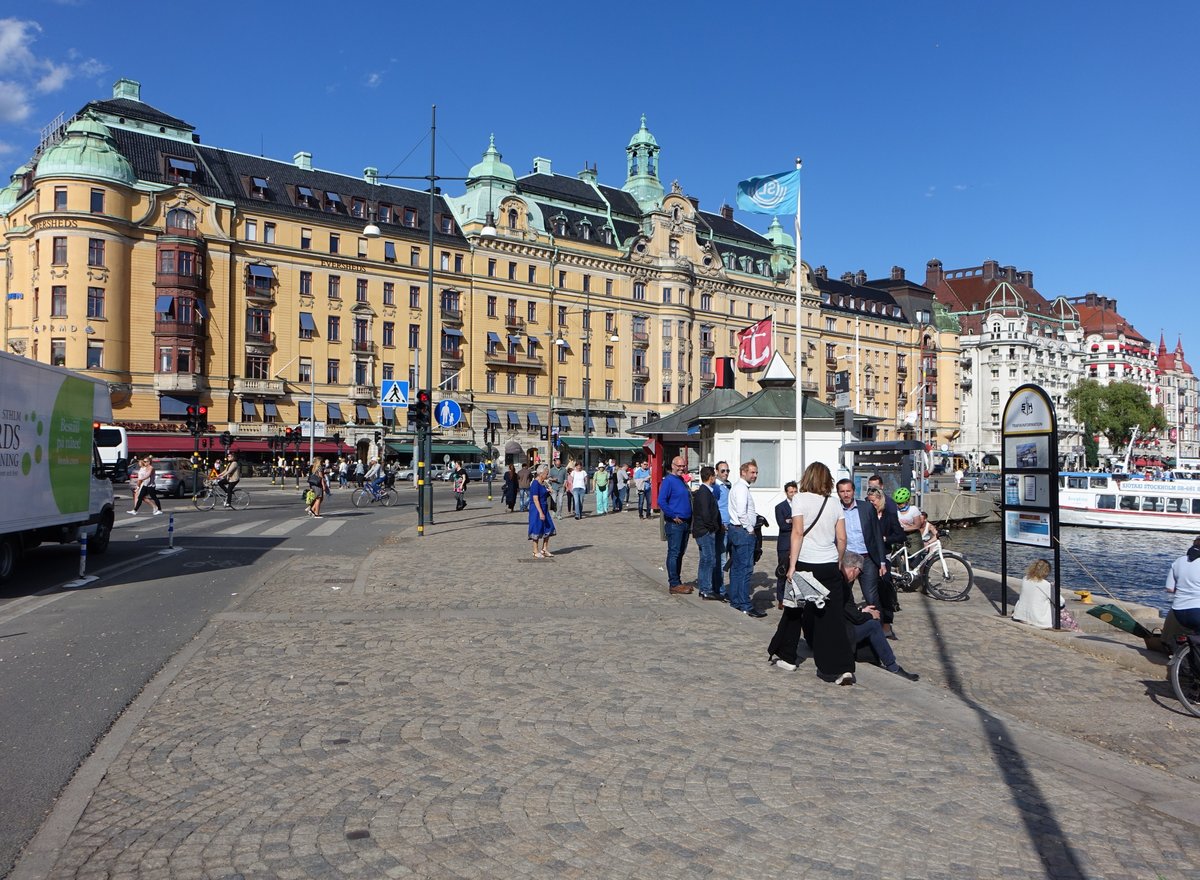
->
[363,458,385,495]
[215,455,241,507]
[892,487,937,557]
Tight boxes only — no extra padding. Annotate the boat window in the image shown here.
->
[1067,476,1088,489]
[1141,496,1164,512]
[1193,499,1200,514]
[1090,477,1110,489]
[1119,496,1139,510]
[1165,497,1189,513]
[1096,494,1116,509]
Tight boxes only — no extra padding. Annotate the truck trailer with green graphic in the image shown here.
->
[0,351,116,581]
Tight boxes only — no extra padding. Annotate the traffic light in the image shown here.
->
[410,389,431,429]
[220,430,233,448]
[197,406,209,434]
[93,420,102,442]
[374,431,382,444]
[185,405,197,433]
[285,427,294,445]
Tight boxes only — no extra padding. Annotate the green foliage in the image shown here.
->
[1066,380,1167,453]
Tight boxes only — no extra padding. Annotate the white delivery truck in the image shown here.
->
[94,423,129,480]
[0,351,117,581]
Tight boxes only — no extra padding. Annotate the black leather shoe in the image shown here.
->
[699,591,722,601]
[890,666,919,681]
[745,609,768,619]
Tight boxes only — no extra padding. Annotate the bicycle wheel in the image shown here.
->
[193,488,215,511]
[921,551,974,600]
[351,488,370,508]
[380,489,395,508]
[230,488,251,511]
[1169,644,1200,718]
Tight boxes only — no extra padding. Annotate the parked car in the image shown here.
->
[150,457,206,497]
[962,471,1002,491]
[439,462,486,482]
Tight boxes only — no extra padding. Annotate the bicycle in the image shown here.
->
[351,481,394,508]
[193,480,251,511]
[1168,634,1200,718]
[886,530,975,601]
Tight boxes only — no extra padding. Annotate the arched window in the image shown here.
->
[166,208,196,231]
[672,206,680,222]
[507,208,518,229]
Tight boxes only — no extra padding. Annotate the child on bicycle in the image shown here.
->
[892,487,937,556]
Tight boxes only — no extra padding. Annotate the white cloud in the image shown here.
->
[37,61,71,93]
[366,72,383,88]
[0,79,33,123]
[0,139,16,158]
[954,183,969,192]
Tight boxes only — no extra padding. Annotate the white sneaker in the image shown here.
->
[127,510,137,515]
[153,509,163,516]
[772,659,798,672]
[834,672,856,686]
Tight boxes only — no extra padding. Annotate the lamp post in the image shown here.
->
[363,105,467,536]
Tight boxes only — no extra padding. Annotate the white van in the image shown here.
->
[94,423,129,480]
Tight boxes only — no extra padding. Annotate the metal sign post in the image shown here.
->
[999,384,1061,623]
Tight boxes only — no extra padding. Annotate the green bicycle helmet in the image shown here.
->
[892,487,911,504]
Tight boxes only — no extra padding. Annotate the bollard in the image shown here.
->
[168,514,175,549]
[78,532,88,579]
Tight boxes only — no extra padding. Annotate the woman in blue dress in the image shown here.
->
[528,464,556,558]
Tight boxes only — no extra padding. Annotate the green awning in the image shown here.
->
[556,436,646,452]
[386,440,484,458]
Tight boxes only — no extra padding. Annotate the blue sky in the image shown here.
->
[3,1,1197,358]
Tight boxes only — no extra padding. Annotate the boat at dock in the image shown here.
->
[1058,471,1200,532]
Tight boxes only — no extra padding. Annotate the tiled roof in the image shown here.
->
[518,172,607,208]
[1074,302,1150,344]
[86,97,194,131]
[533,201,617,249]
[708,385,838,420]
[595,184,641,216]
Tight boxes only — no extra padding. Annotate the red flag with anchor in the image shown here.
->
[736,317,773,371]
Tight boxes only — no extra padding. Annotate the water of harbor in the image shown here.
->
[943,522,1189,615]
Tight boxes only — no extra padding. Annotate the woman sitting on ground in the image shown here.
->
[1013,558,1079,630]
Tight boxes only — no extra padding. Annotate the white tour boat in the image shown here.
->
[1058,471,1200,532]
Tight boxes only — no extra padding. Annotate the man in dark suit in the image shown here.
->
[836,479,889,631]
[774,481,798,606]
[692,466,724,600]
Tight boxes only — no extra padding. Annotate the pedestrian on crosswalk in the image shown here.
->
[307,459,328,518]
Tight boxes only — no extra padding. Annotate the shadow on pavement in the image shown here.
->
[917,596,1089,878]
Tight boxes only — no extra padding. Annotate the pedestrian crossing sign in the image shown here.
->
[380,380,409,409]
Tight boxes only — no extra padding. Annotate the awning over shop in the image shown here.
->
[385,440,485,458]
[555,437,644,453]
[298,400,312,419]
[159,395,193,416]
[506,411,521,427]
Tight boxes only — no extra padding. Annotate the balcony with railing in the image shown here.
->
[631,331,650,348]
[233,378,285,396]
[699,338,715,354]
[896,363,908,376]
[154,318,205,338]
[349,384,377,400]
[440,346,463,363]
[961,376,973,390]
[801,380,819,394]
[245,329,276,347]
[484,350,545,369]
[245,283,275,304]
[351,339,377,356]
[504,314,526,332]
[700,371,715,385]
[153,373,205,394]
[440,306,463,323]
[632,365,650,381]
[154,272,205,291]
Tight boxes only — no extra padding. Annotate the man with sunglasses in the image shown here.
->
[660,456,694,594]
[709,461,732,600]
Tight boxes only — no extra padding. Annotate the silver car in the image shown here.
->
[150,457,205,497]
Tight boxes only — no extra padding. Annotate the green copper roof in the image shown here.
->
[467,135,515,183]
[765,216,795,249]
[627,114,658,148]
[933,300,961,332]
[34,115,136,186]
[0,164,29,215]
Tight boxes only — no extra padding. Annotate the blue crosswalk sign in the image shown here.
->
[380,380,409,409]
[436,398,462,428]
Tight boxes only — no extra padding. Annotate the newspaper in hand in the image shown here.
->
[782,570,831,609]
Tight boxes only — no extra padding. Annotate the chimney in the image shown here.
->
[533,157,552,175]
[715,357,736,389]
[1003,265,1017,282]
[687,195,700,209]
[982,259,999,280]
[815,265,828,280]
[577,163,597,185]
[890,265,905,281]
[854,270,867,286]
[363,167,379,185]
[841,272,855,284]
[112,78,142,101]
[720,203,734,220]
[294,151,312,171]
[1017,270,1033,287]
[925,259,944,286]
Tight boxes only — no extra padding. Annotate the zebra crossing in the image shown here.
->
[216,517,347,538]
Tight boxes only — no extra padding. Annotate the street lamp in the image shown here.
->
[362,105,468,537]
[552,300,618,472]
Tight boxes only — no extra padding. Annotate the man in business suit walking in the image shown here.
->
[836,479,891,635]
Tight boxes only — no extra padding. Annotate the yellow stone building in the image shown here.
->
[0,79,960,464]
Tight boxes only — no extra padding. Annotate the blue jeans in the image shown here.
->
[637,489,650,518]
[853,619,898,669]
[713,530,730,596]
[695,532,717,594]
[1176,607,1200,632]
[572,488,585,519]
[727,525,756,612]
[664,519,691,587]
[519,487,529,511]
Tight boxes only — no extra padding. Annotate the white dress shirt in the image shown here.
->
[728,476,757,528]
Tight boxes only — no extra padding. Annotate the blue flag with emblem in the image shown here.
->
[735,168,800,216]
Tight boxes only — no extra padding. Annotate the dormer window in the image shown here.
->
[324,191,343,212]
[552,214,568,236]
[403,207,418,228]
[601,227,612,244]
[250,177,269,199]
[296,185,317,208]
[378,203,393,223]
[507,208,519,229]
[580,219,592,241]
[351,198,365,219]
[439,214,454,233]
[167,157,197,184]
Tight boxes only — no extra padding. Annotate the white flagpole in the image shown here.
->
[794,158,804,476]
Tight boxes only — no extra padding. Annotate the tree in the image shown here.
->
[1066,380,1166,456]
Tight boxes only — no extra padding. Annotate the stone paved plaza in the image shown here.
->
[13,498,1200,879]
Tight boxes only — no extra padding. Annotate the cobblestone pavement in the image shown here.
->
[14,501,1200,879]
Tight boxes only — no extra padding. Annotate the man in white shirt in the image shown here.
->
[727,460,766,618]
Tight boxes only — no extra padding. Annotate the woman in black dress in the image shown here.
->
[501,463,518,513]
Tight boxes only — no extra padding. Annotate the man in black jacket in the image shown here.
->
[841,551,919,681]
[774,481,798,606]
[837,479,889,628]
[692,466,725,600]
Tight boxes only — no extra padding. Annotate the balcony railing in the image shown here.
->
[632,365,650,380]
[164,224,202,239]
[631,331,650,347]
[351,340,377,356]
[154,272,204,290]
[504,315,526,332]
[700,372,715,385]
[245,284,275,303]
[961,377,973,389]
[801,380,819,394]
[154,318,204,337]
[440,306,463,323]
[349,384,376,400]
[245,329,276,346]
[826,357,838,367]
[699,339,715,354]
[440,347,463,363]
[153,373,205,393]
[233,378,285,396]
[896,364,908,375]
[484,351,545,369]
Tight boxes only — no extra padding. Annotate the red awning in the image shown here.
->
[127,435,344,456]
